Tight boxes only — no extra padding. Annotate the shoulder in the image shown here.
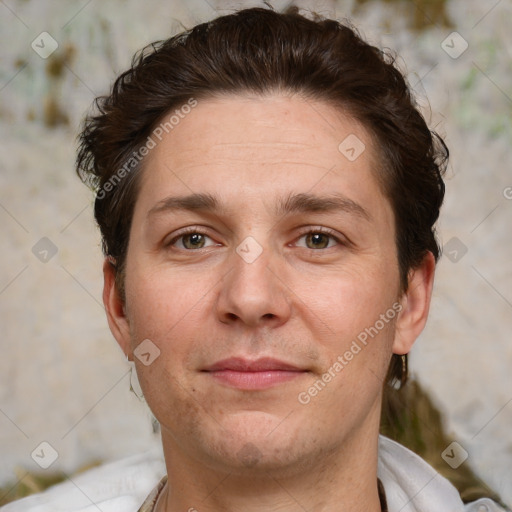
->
[377,435,508,512]
[0,449,165,512]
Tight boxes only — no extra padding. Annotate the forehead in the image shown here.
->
[148,94,371,165]
[134,94,391,224]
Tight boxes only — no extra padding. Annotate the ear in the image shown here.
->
[103,258,133,360]
[392,251,436,355]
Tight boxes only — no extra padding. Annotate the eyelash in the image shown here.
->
[292,227,344,249]
[166,226,344,250]
[166,226,219,249]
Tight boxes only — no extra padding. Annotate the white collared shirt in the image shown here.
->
[1,436,507,512]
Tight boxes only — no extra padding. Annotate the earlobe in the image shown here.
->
[392,252,436,355]
[102,258,133,360]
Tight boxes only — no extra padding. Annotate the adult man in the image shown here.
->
[3,6,507,512]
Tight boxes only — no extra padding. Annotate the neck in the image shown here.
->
[157,418,383,512]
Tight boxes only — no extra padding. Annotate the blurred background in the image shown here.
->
[0,0,511,507]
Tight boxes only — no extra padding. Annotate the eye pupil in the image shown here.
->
[184,233,205,249]
[306,233,329,249]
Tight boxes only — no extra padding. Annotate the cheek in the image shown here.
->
[134,355,206,441]
[125,264,211,343]
[299,261,399,338]
[123,263,223,399]
[125,267,209,422]
[300,276,399,420]
[294,258,400,399]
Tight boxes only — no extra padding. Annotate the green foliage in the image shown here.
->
[354,0,453,30]
[381,379,507,506]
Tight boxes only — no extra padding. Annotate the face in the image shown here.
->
[104,94,433,476]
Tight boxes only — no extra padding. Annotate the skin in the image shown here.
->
[103,94,435,512]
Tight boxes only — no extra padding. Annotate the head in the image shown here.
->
[77,7,446,475]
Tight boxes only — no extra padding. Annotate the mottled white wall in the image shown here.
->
[0,0,510,506]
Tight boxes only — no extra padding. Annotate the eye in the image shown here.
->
[169,231,218,250]
[295,230,341,250]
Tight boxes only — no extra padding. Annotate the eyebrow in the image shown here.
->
[275,192,371,221]
[148,193,220,218]
[147,191,371,222]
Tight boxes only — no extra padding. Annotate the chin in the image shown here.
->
[195,412,322,475]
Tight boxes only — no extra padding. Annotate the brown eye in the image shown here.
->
[169,231,218,250]
[181,233,206,249]
[303,232,334,249]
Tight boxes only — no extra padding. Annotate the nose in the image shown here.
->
[215,240,292,328]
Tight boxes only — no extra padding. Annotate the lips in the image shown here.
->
[202,357,307,390]
[204,357,303,372]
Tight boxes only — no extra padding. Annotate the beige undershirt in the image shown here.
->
[137,475,388,511]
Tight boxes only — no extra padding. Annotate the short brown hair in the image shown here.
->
[77,6,448,387]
